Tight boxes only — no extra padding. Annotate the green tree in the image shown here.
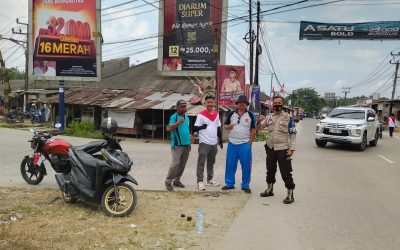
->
[286,87,326,112]
[0,67,24,81]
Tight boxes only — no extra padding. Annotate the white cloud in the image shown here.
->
[351,49,381,61]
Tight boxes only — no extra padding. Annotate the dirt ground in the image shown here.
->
[0,187,249,250]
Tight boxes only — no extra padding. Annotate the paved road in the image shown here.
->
[1,119,400,249]
[214,118,400,250]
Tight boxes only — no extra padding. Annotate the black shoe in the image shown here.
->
[283,189,294,204]
[260,183,274,197]
[173,181,185,188]
[165,184,173,191]
[242,188,252,194]
[221,186,235,190]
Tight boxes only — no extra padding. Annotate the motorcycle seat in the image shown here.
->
[76,140,107,155]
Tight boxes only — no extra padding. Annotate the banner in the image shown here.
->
[300,21,400,40]
[29,0,101,81]
[248,85,260,116]
[160,0,225,75]
[218,65,245,106]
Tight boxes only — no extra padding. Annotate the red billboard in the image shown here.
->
[29,0,101,81]
[161,0,224,74]
[218,65,245,106]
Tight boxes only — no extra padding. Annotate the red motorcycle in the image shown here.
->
[21,128,107,185]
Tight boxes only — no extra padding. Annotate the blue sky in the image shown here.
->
[1,0,400,99]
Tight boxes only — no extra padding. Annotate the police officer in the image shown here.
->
[258,96,296,204]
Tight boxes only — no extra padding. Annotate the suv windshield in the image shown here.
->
[328,109,365,119]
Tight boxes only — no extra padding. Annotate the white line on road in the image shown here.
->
[378,155,395,164]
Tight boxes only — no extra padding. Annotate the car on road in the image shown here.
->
[315,107,380,151]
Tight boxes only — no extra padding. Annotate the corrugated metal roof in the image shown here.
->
[186,105,205,116]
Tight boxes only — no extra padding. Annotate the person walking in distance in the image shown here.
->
[386,113,397,137]
[222,95,256,193]
[193,96,223,190]
[258,96,297,204]
[165,100,191,191]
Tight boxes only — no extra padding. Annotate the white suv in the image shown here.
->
[315,107,379,151]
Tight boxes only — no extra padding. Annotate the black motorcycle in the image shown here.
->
[55,142,138,217]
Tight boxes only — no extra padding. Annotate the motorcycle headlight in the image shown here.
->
[30,141,38,149]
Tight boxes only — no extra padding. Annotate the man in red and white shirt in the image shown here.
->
[194,96,223,190]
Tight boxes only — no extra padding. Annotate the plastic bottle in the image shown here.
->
[196,208,204,234]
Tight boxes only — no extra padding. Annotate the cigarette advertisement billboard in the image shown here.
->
[300,21,400,40]
[29,0,101,81]
[158,0,227,76]
[217,65,245,106]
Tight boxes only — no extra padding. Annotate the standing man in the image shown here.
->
[258,96,296,204]
[193,96,223,190]
[386,113,397,137]
[165,100,191,191]
[222,95,256,193]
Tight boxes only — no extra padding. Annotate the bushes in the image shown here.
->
[64,121,103,139]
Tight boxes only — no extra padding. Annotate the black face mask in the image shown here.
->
[274,105,283,111]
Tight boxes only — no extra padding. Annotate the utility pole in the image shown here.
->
[389,52,400,115]
[12,18,29,113]
[244,0,255,85]
[254,0,261,86]
[342,87,351,101]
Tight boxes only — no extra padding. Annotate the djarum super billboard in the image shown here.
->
[158,0,227,76]
[29,0,101,81]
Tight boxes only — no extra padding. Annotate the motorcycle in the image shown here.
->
[55,141,138,217]
[21,128,109,185]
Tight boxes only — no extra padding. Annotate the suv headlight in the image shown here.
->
[316,124,324,133]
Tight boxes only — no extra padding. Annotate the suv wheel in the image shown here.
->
[357,133,368,151]
[369,130,379,147]
[315,139,327,148]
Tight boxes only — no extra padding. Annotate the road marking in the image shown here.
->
[378,155,394,164]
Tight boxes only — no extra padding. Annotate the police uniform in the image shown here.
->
[260,111,296,190]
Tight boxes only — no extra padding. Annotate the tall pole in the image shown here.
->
[270,73,274,98]
[13,18,29,113]
[254,0,261,86]
[249,0,253,84]
[342,87,351,102]
[59,81,65,131]
[389,54,400,115]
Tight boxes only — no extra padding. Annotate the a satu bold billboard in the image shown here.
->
[29,0,101,81]
[159,0,226,76]
[300,21,400,40]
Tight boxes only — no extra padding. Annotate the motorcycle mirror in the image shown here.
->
[55,123,62,129]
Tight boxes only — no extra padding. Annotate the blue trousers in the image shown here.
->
[225,142,252,189]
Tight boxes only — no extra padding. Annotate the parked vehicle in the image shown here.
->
[5,107,24,123]
[315,107,380,151]
[55,117,138,217]
[21,128,109,185]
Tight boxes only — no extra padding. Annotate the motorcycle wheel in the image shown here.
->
[20,157,45,185]
[61,191,78,204]
[101,183,137,217]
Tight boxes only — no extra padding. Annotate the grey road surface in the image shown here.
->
[1,119,399,249]
[214,118,400,250]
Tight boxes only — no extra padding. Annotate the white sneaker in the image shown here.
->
[207,179,220,187]
[198,181,206,190]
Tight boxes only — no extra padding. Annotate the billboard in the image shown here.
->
[300,21,400,40]
[158,0,227,76]
[29,0,101,81]
[217,65,245,106]
[248,85,260,116]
